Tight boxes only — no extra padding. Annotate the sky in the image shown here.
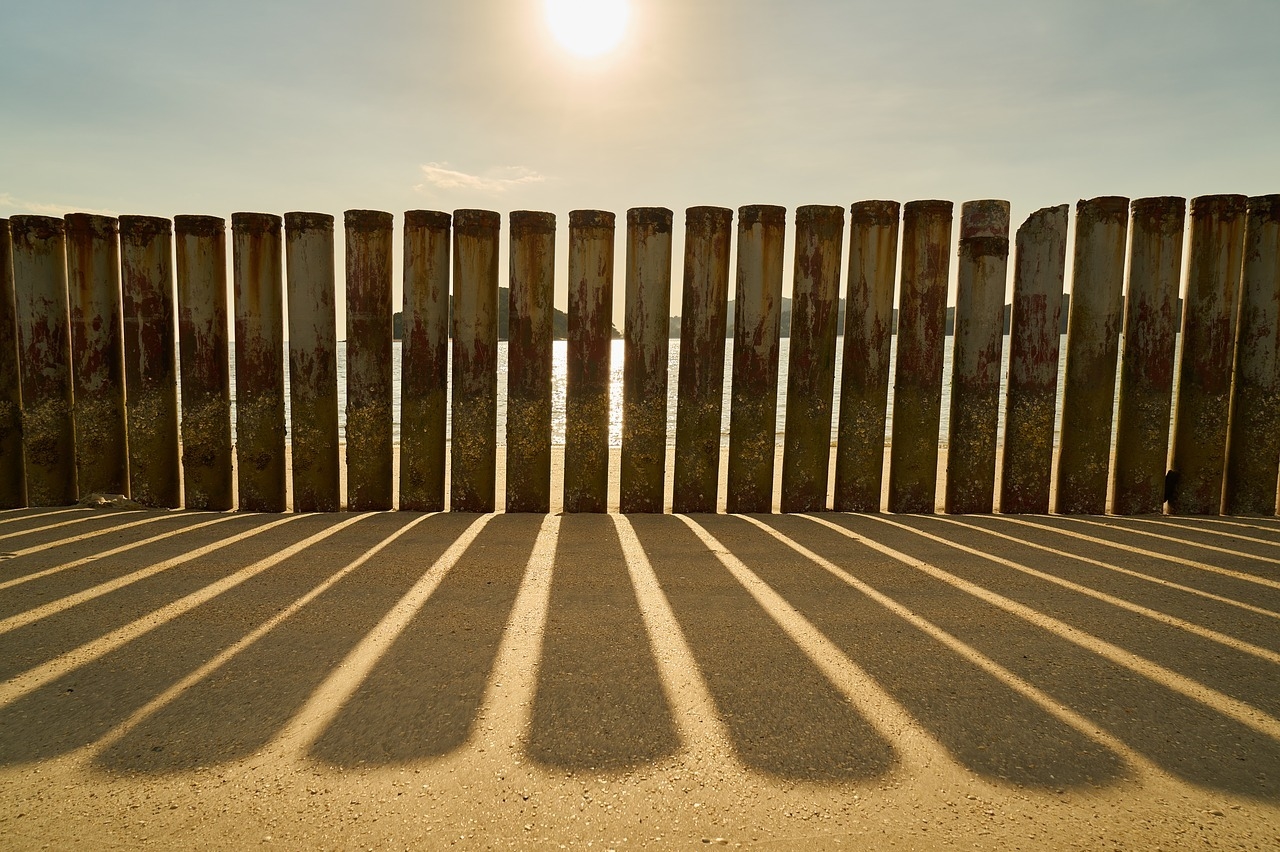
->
[3,0,1278,330]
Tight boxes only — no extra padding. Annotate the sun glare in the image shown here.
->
[545,0,630,58]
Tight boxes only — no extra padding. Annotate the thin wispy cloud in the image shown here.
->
[0,193,117,217]
[415,163,546,194]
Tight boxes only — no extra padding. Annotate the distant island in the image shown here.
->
[392,286,622,341]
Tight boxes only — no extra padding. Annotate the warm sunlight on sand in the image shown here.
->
[545,0,629,58]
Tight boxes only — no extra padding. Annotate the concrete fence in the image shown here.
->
[1,196,1277,516]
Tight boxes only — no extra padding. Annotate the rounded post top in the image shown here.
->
[64,212,119,238]
[1190,194,1248,219]
[1076,196,1129,225]
[1131,197,1186,232]
[738,205,786,228]
[174,215,226,237]
[569,209,615,229]
[510,210,556,236]
[850,200,900,227]
[284,212,334,232]
[1248,194,1280,220]
[959,200,1011,241]
[685,206,733,230]
[9,215,67,240]
[627,207,673,231]
[453,209,501,233]
[904,199,953,219]
[232,212,282,235]
[119,215,172,239]
[344,209,393,232]
[405,210,451,230]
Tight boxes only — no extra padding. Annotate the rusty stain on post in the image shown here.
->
[1225,195,1280,515]
[887,200,953,514]
[834,201,900,512]
[175,215,233,510]
[1054,197,1129,515]
[780,205,844,513]
[999,205,1069,514]
[564,210,615,513]
[344,210,395,511]
[1169,194,1248,515]
[451,209,500,513]
[120,215,181,508]
[944,200,1010,514]
[400,210,451,512]
[619,207,673,513]
[505,210,555,513]
[285,212,340,512]
[231,213,287,512]
[1111,197,1185,515]
[11,216,77,505]
[0,220,26,508]
[65,213,128,496]
[726,205,785,514]
[672,206,733,514]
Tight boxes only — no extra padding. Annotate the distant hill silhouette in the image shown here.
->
[393,287,621,341]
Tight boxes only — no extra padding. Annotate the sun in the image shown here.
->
[545,0,630,58]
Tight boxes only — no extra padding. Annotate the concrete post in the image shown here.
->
[284,212,340,512]
[887,200,953,514]
[65,213,128,496]
[1225,195,1280,516]
[1111,198,1185,515]
[563,210,615,513]
[232,213,287,512]
[780,205,845,513]
[10,215,76,505]
[451,209,500,513]
[726,205,785,514]
[120,215,181,508]
[619,207,673,513]
[175,215,233,511]
[400,210,451,512]
[1169,195,1248,515]
[833,201,899,512]
[505,211,556,513]
[344,210,395,511]
[1054,197,1129,515]
[944,200,1010,514]
[672,206,733,514]
[0,220,26,508]
[999,205,1069,514]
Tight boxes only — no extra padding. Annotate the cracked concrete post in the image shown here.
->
[451,209,500,513]
[1169,194,1247,515]
[620,207,673,514]
[781,205,844,513]
[1054,197,1129,515]
[833,201,899,513]
[175,215,233,511]
[232,213,287,513]
[11,215,76,505]
[944,200,1010,515]
[564,210,614,513]
[726,205,785,514]
[284,212,340,512]
[505,211,555,513]
[672,206,732,514]
[400,210,451,512]
[887,200,953,514]
[1111,197,1185,515]
[120,215,181,508]
[65,213,128,497]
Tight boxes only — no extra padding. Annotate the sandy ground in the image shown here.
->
[0,493,1277,849]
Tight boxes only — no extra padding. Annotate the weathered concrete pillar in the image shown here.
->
[0,220,26,508]
[564,210,615,513]
[887,200,953,514]
[1225,195,1280,516]
[834,201,899,512]
[619,207,673,513]
[726,205,785,514]
[505,210,555,513]
[780,205,844,513]
[11,215,76,505]
[231,213,287,512]
[120,215,181,508]
[1054,197,1129,515]
[175,215,233,511]
[672,206,733,514]
[284,212,340,512]
[999,205,1069,514]
[400,210,451,512]
[944,200,1010,515]
[1111,197,1185,515]
[65,213,128,496]
[344,210,395,511]
[451,209,500,513]
[1168,195,1248,514]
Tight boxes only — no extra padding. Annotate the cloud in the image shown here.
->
[0,193,117,217]
[415,163,546,194]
